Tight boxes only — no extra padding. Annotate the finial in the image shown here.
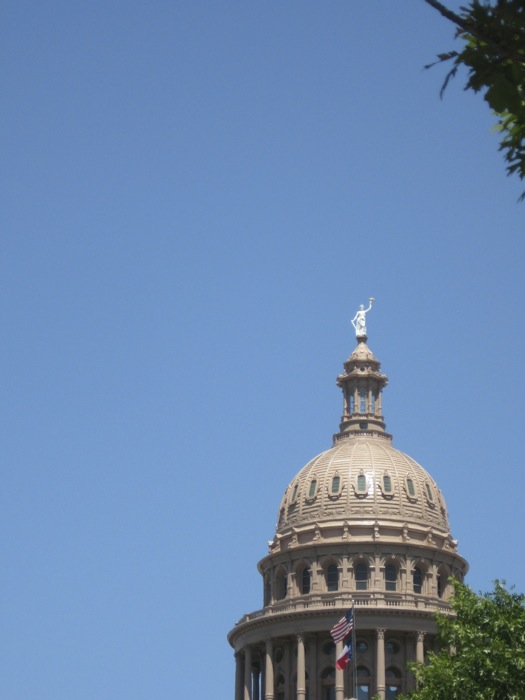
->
[351,297,374,338]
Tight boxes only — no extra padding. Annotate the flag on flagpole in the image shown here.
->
[330,609,354,643]
[336,636,353,670]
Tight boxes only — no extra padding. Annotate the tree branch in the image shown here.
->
[422,0,471,33]
[422,0,525,68]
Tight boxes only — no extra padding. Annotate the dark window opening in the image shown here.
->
[355,562,368,590]
[385,563,397,592]
[326,564,339,592]
[301,567,311,594]
[413,566,422,594]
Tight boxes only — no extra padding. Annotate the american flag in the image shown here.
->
[330,610,354,643]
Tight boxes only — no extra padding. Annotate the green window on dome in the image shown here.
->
[309,479,317,498]
[357,474,367,493]
[291,484,298,502]
[331,476,340,494]
[406,478,416,498]
[425,482,434,502]
[383,475,392,493]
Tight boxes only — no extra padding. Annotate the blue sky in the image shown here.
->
[2,1,524,698]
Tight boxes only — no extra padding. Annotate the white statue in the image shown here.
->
[351,298,374,337]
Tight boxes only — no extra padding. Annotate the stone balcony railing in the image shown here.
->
[234,591,450,627]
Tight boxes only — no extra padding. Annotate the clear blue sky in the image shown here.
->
[2,2,524,698]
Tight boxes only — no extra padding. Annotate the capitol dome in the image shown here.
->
[276,437,452,538]
[228,322,468,700]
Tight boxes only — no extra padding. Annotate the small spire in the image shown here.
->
[333,300,391,444]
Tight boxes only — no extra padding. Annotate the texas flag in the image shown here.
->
[336,637,353,670]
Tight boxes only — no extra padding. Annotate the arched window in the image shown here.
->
[276,570,287,600]
[264,573,271,606]
[385,666,402,699]
[356,665,371,700]
[331,475,341,495]
[385,563,398,592]
[290,483,299,503]
[382,474,393,495]
[437,567,449,599]
[308,479,317,499]
[321,667,335,700]
[413,566,423,594]
[301,566,311,594]
[355,561,368,590]
[356,472,368,495]
[326,564,339,591]
[406,477,416,499]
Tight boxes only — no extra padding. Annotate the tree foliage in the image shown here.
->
[402,579,525,700]
[423,0,525,199]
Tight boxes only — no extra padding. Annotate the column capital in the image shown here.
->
[376,628,386,640]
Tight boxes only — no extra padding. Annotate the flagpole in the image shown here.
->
[352,600,357,700]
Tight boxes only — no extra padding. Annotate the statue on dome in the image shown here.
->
[351,298,374,338]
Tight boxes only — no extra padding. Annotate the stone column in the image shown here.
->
[341,555,349,590]
[308,636,318,700]
[235,652,244,700]
[416,632,425,664]
[244,646,252,700]
[374,553,382,588]
[376,629,386,700]
[335,640,344,700]
[297,634,306,700]
[265,639,274,700]
[290,571,297,597]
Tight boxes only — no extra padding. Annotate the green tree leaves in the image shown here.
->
[402,580,525,700]
[424,0,525,199]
